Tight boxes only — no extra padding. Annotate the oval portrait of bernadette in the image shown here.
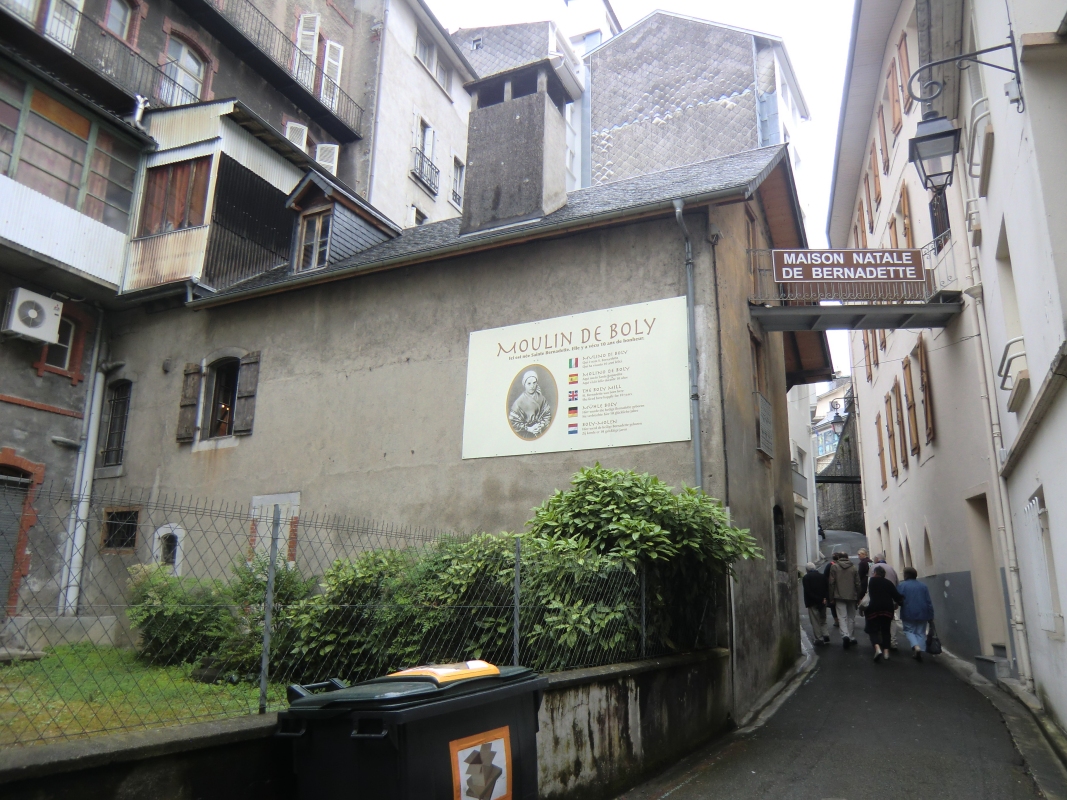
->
[506,364,557,441]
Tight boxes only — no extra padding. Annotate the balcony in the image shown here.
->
[171,0,363,141]
[411,147,440,195]
[0,0,198,108]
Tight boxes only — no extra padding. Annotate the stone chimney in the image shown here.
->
[460,66,568,234]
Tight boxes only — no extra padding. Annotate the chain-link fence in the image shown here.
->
[0,485,670,747]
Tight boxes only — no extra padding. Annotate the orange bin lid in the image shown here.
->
[388,660,501,684]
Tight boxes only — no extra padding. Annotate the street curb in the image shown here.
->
[997,677,1067,772]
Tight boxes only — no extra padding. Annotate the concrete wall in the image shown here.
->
[786,384,818,566]
[0,650,731,800]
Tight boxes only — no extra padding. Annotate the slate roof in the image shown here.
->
[194,145,789,307]
[451,23,553,80]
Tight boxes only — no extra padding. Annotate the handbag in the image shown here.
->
[926,620,943,655]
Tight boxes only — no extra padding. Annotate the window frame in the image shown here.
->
[101,507,140,552]
[297,206,333,272]
[136,155,212,238]
[876,106,890,173]
[887,60,903,133]
[1,73,140,232]
[414,28,453,94]
[33,304,93,384]
[158,19,217,103]
[100,379,133,467]
[101,0,145,47]
[203,357,241,439]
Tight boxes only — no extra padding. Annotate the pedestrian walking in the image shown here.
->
[864,565,904,662]
[858,548,872,600]
[823,557,839,624]
[802,562,830,645]
[872,555,900,648]
[897,567,935,661]
[828,552,860,648]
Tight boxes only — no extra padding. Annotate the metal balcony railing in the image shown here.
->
[206,0,363,137]
[0,0,199,107]
[411,147,439,195]
[747,232,961,306]
[451,185,463,207]
[997,335,1027,391]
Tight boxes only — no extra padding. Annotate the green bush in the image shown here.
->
[126,565,233,666]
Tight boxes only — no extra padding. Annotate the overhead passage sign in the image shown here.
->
[772,249,924,282]
[461,297,690,459]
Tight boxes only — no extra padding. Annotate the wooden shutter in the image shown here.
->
[862,330,873,382]
[902,356,920,455]
[870,144,881,203]
[877,107,890,173]
[871,332,879,366]
[889,217,899,248]
[857,207,868,247]
[315,143,339,175]
[884,393,898,476]
[854,224,861,248]
[232,351,261,436]
[864,176,874,231]
[898,33,913,112]
[900,184,914,247]
[887,61,903,132]
[917,334,935,443]
[176,363,202,443]
[878,329,887,351]
[893,379,908,469]
[294,14,319,90]
[875,412,887,489]
[321,41,344,111]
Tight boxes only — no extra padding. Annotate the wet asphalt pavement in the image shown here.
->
[615,531,1044,800]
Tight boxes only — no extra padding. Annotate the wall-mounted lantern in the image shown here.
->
[908,114,962,193]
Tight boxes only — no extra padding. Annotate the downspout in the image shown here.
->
[366,0,391,204]
[957,165,1033,689]
[673,199,703,491]
[58,311,105,616]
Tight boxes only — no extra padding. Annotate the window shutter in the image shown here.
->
[888,61,902,132]
[917,334,935,443]
[864,175,874,230]
[902,356,920,455]
[232,351,260,436]
[900,184,914,247]
[285,122,309,151]
[321,41,344,110]
[893,379,908,469]
[875,412,887,489]
[1023,498,1059,632]
[315,143,339,175]
[884,393,898,477]
[877,107,890,173]
[871,332,879,366]
[857,207,868,248]
[878,329,886,351]
[898,33,913,112]
[862,330,873,382]
[869,144,881,203]
[889,217,899,248]
[294,14,320,89]
[176,363,202,443]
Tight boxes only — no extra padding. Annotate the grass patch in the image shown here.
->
[0,644,286,747]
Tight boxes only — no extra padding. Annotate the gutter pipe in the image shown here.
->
[673,199,703,491]
[58,311,105,616]
[366,0,390,205]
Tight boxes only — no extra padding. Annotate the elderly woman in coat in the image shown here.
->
[864,565,904,662]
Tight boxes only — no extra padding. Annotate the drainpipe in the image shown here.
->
[58,311,105,616]
[366,0,390,204]
[957,165,1034,689]
[673,199,703,491]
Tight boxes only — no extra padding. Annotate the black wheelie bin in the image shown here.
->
[277,660,546,800]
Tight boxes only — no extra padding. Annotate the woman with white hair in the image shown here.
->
[509,370,552,439]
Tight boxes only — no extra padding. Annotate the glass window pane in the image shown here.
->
[105,0,130,38]
[0,71,26,105]
[15,160,80,206]
[44,318,73,369]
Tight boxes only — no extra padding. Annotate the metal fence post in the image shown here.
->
[513,536,521,666]
[258,504,281,715]
[640,565,647,659]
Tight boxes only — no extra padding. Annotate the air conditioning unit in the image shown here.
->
[2,288,63,344]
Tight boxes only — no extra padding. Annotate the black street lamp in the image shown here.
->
[828,399,846,437]
[908,114,962,193]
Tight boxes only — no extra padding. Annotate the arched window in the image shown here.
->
[162,36,205,103]
[153,525,184,575]
[205,358,240,438]
[105,0,132,39]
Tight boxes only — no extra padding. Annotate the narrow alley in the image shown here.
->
[617,533,1067,800]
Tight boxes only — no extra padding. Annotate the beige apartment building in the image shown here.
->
[830,0,1067,736]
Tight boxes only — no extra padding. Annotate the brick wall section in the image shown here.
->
[587,14,759,185]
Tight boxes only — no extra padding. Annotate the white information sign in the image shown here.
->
[461,297,691,459]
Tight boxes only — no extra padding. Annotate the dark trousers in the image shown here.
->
[867,615,893,649]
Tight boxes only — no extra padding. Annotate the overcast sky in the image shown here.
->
[429,0,855,376]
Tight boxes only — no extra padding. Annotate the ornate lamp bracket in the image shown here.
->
[907,30,1024,113]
